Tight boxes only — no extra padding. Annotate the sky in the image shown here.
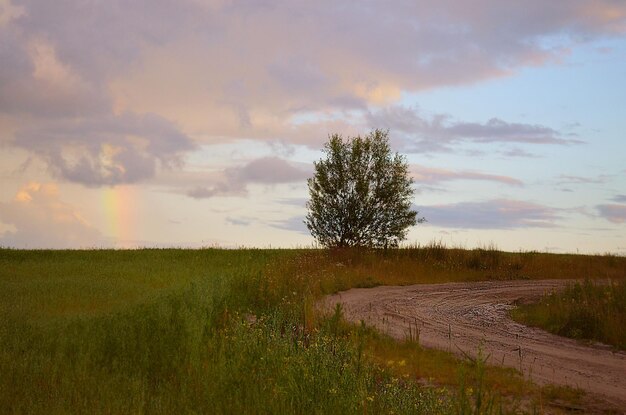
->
[0,0,625,253]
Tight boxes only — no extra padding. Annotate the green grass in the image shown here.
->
[510,278,626,350]
[1,246,624,413]
[0,249,453,414]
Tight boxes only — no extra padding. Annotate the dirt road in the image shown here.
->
[324,279,626,409]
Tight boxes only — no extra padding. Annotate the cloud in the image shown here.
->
[611,194,626,203]
[8,0,200,80]
[1,0,624,182]
[419,199,560,229]
[223,214,310,236]
[269,215,309,235]
[104,0,622,147]
[187,157,311,199]
[6,1,621,134]
[411,165,523,186]
[0,0,25,26]
[277,197,309,208]
[226,217,252,227]
[596,204,626,223]
[12,113,195,186]
[447,118,580,145]
[0,34,108,117]
[500,148,537,158]
[231,156,312,184]
[0,182,104,248]
[187,184,244,199]
[108,0,626,118]
[366,106,580,152]
[1,3,197,186]
[557,174,609,184]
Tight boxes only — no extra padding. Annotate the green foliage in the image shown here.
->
[454,349,502,415]
[306,129,423,248]
[511,278,626,350]
[0,249,450,414]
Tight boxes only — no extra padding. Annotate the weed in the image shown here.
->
[455,348,501,415]
[511,278,626,349]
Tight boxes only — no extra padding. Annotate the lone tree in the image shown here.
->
[305,129,423,248]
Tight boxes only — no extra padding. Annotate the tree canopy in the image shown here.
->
[305,130,423,248]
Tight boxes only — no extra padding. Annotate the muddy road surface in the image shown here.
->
[324,279,626,409]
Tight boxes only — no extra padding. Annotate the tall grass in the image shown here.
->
[510,278,626,350]
[258,244,626,301]
[0,249,452,414]
[1,246,622,413]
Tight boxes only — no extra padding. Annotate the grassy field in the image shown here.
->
[1,246,624,414]
[511,278,626,350]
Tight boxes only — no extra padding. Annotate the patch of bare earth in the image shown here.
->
[324,279,626,412]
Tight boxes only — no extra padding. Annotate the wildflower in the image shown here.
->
[398,359,406,367]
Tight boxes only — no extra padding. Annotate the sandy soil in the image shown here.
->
[324,279,626,410]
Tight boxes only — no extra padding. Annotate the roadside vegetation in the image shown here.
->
[511,278,626,350]
[1,245,624,413]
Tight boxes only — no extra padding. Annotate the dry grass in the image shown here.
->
[263,244,626,412]
[261,244,626,303]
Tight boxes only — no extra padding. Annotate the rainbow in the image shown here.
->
[102,186,136,248]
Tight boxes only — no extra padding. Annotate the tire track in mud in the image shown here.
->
[324,279,626,409]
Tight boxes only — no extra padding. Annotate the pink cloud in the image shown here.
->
[0,183,104,248]
[412,165,523,186]
[13,113,195,186]
[1,0,624,183]
[367,106,580,152]
[186,157,311,199]
[558,174,610,184]
[597,204,626,224]
[419,199,560,229]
